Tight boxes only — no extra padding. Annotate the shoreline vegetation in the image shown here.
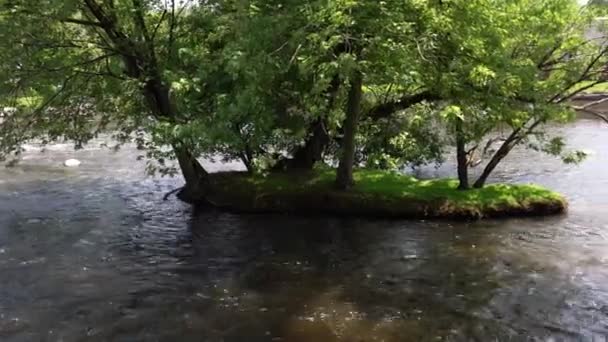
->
[196,169,567,220]
[3,1,601,222]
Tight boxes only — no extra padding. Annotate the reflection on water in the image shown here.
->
[0,118,607,341]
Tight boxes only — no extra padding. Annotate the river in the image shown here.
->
[0,117,607,341]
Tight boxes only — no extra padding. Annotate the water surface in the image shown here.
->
[0,118,607,341]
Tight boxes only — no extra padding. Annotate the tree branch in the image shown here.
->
[82,0,143,78]
[61,17,104,27]
[151,10,167,42]
[367,91,441,119]
[168,0,177,55]
[571,96,608,124]
[131,0,153,43]
[21,53,118,74]
[537,40,564,69]
[576,107,608,124]
[551,45,608,103]
[9,74,78,134]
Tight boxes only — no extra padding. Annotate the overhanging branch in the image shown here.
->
[578,108,608,124]
[367,91,441,119]
[572,97,608,124]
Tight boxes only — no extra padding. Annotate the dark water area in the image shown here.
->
[0,118,607,341]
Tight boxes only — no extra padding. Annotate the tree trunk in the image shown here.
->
[456,120,469,190]
[174,145,209,203]
[81,2,209,203]
[290,119,330,169]
[336,72,363,190]
[239,144,255,174]
[274,76,339,171]
[143,80,211,203]
[473,133,519,189]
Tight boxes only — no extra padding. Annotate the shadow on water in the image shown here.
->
[0,177,605,341]
[110,209,590,341]
[88,210,504,342]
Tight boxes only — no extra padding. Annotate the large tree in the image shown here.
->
[1,0,605,204]
[413,0,608,189]
[0,0,221,202]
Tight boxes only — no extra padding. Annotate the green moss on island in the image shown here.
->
[205,169,567,220]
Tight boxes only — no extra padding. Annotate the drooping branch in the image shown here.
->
[0,74,78,152]
[576,107,608,124]
[572,97,608,124]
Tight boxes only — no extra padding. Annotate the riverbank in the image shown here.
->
[205,169,567,220]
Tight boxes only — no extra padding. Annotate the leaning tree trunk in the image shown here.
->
[272,119,329,171]
[455,120,469,190]
[336,72,363,190]
[174,146,209,203]
[290,119,330,169]
[288,76,339,170]
[81,0,210,203]
[274,76,339,171]
[144,80,210,203]
[473,131,520,189]
[473,144,510,189]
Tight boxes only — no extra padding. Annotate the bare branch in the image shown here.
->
[571,96,608,124]
[73,69,126,80]
[551,45,608,103]
[466,144,479,156]
[288,44,303,69]
[573,96,608,109]
[151,10,168,42]
[575,107,608,124]
[270,40,291,56]
[557,80,608,104]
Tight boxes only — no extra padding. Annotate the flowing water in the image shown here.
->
[0,118,607,342]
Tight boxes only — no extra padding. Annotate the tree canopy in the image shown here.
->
[0,0,605,201]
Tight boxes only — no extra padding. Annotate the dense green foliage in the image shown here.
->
[0,0,606,201]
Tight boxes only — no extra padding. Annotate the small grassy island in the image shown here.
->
[3,0,595,222]
[204,169,567,220]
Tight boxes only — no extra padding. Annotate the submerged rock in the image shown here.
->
[63,159,82,167]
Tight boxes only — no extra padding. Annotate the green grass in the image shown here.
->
[209,169,567,219]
